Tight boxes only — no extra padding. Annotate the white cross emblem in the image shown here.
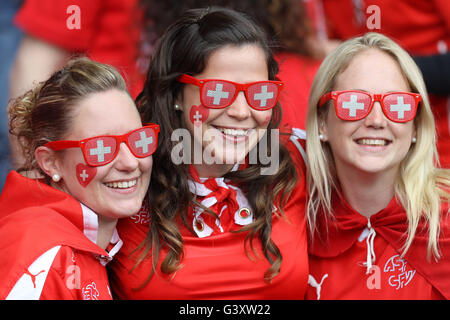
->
[134,131,153,153]
[253,85,274,107]
[342,94,365,117]
[193,111,202,122]
[389,96,411,119]
[207,83,229,105]
[89,139,112,162]
[79,169,89,182]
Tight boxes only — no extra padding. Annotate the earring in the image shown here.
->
[174,104,181,111]
[319,134,324,141]
[52,174,61,182]
[412,137,417,143]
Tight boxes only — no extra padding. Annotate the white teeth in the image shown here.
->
[104,179,137,189]
[216,127,249,136]
[357,139,388,146]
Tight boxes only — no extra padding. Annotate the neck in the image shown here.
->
[337,166,396,218]
[96,216,118,250]
[193,163,235,178]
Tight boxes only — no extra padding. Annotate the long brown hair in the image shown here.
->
[133,7,298,287]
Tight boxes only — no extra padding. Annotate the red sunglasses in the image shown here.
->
[177,74,283,111]
[319,90,421,123]
[44,124,160,167]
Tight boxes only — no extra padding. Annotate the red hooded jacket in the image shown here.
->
[0,171,122,300]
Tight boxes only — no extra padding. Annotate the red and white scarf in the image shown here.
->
[187,165,254,238]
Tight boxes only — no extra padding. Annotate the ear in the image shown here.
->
[318,118,329,142]
[174,97,184,111]
[35,146,63,179]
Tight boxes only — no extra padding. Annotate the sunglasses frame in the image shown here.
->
[319,90,422,123]
[44,124,160,167]
[177,74,284,111]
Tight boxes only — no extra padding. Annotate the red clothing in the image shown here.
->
[306,194,450,299]
[0,171,122,300]
[320,0,450,167]
[276,52,321,130]
[109,129,309,299]
[322,0,450,55]
[14,0,144,98]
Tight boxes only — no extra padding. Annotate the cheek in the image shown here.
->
[188,104,210,126]
[254,110,273,127]
[139,156,153,179]
[75,163,97,188]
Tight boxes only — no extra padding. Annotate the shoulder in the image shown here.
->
[5,245,112,300]
[4,245,62,299]
[279,126,307,171]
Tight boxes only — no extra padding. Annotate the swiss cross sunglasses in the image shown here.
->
[318,90,421,123]
[177,74,284,111]
[44,124,160,167]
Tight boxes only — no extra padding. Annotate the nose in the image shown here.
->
[226,91,252,120]
[114,142,139,171]
[364,101,388,128]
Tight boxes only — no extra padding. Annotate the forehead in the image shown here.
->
[334,48,410,93]
[68,89,142,139]
[199,44,269,82]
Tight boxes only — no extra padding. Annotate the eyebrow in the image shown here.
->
[349,89,408,93]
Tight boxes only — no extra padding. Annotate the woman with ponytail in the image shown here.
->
[0,57,157,299]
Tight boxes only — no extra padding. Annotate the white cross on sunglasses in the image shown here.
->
[134,131,153,154]
[89,139,112,163]
[207,83,230,105]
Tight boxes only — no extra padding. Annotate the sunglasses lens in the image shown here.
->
[202,80,236,108]
[383,93,416,122]
[84,137,116,166]
[128,127,157,157]
[336,92,371,120]
[247,82,279,110]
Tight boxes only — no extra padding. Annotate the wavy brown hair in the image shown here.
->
[132,7,299,288]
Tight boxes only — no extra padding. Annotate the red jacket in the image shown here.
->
[306,193,450,300]
[0,171,122,300]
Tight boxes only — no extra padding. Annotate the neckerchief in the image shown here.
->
[309,193,450,299]
[187,165,254,238]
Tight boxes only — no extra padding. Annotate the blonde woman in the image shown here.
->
[304,32,450,300]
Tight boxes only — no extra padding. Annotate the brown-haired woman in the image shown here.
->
[108,7,309,299]
[0,57,158,299]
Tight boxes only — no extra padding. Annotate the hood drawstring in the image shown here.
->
[363,220,376,274]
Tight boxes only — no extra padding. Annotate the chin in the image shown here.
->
[111,201,143,218]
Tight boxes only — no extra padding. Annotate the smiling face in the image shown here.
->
[181,44,273,177]
[55,89,153,219]
[320,48,416,178]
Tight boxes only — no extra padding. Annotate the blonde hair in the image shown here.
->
[8,57,128,182]
[306,32,450,260]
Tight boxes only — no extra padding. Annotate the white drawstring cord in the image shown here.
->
[364,220,376,274]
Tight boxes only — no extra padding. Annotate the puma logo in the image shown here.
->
[24,269,46,288]
[308,274,329,300]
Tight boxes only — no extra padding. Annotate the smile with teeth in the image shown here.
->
[214,126,251,137]
[104,179,137,189]
[355,138,390,146]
